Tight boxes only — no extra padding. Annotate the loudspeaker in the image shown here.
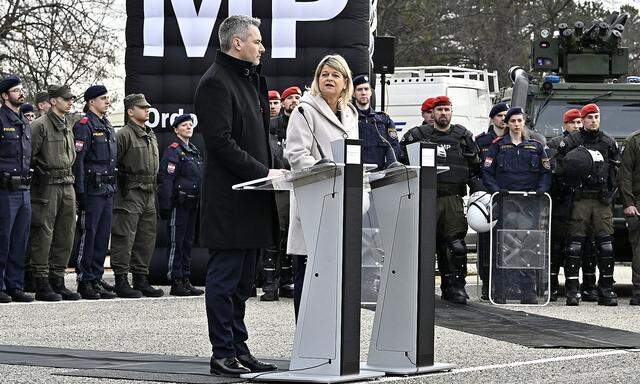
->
[373,36,395,74]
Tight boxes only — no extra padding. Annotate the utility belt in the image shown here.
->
[175,190,199,207]
[33,167,71,182]
[573,190,603,200]
[117,172,156,197]
[87,173,116,186]
[0,172,32,191]
[437,184,465,198]
[126,174,156,184]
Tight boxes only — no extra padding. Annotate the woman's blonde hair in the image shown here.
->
[309,54,354,107]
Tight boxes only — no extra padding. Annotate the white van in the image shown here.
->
[374,66,499,136]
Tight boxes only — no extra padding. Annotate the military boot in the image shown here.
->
[23,270,36,293]
[132,274,164,297]
[114,274,142,298]
[260,268,279,302]
[92,280,116,299]
[440,275,451,301]
[630,294,640,306]
[50,276,80,301]
[98,279,115,292]
[279,254,295,298]
[447,274,468,305]
[549,274,559,302]
[7,288,33,303]
[35,277,62,302]
[169,279,191,296]
[581,274,599,302]
[77,280,100,300]
[182,278,204,296]
[0,291,11,303]
[565,279,581,306]
[597,276,618,306]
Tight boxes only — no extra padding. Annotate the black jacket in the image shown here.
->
[194,50,277,249]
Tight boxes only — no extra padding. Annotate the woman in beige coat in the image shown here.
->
[284,54,359,317]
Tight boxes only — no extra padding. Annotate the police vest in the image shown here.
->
[414,124,472,185]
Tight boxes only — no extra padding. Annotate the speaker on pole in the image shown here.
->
[373,36,395,74]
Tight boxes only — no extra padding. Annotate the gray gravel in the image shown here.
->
[0,269,639,383]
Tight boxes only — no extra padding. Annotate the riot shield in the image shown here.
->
[362,200,384,305]
[489,191,551,306]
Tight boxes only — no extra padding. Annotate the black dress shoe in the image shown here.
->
[210,357,250,376]
[237,354,278,372]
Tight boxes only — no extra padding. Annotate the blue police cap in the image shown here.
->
[19,103,34,114]
[353,74,369,87]
[0,75,21,93]
[84,85,108,101]
[171,114,193,128]
[489,102,509,118]
[504,107,524,123]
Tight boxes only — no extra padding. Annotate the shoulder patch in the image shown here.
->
[79,117,89,124]
[170,142,179,148]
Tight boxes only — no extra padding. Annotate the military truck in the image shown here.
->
[503,11,639,261]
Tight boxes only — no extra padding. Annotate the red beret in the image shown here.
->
[432,95,452,108]
[421,98,436,112]
[563,109,581,123]
[581,103,600,117]
[281,86,301,101]
[268,90,280,101]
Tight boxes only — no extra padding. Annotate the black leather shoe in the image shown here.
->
[630,294,640,306]
[210,357,250,376]
[0,291,11,303]
[237,354,278,372]
[8,288,34,303]
[99,279,115,292]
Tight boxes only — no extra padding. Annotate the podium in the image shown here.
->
[363,142,455,374]
[233,139,384,383]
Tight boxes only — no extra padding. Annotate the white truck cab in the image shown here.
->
[374,66,500,136]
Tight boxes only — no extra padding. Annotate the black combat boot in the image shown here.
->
[7,288,33,303]
[92,280,116,299]
[279,253,294,298]
[23,270,36,293]
[440,275,451,301]
[565,279,581,306]
[260,270,279,302]
[0,291,11,303]
[169,279,191,296]
[132,274,164,297]
[182,278,204,296]
[581,274,599,302]
[77,280,100,300]
[447,273,468,305]
[549,273,559,302]
[50,276,80,301]
[597,276,618,306]
[98,278,115,292]
[114,273,142,298]
[35,277,62,302]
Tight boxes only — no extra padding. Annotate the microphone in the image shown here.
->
[370,117,403,169]
[298,106,332,165]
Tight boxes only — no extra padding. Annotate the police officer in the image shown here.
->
[28,84,79,301]
[34,91,51,117]
[353,74,401,170]
[158,114,204,297]
[261,86,301,301]
[20,103,36,123]
[620,125,640,306]
[400,95,484,304]
[482,107,551,304]
[268,90,281,118]
[420,97,436,126]
[0,75,34,303]
[70,85,117,300]
[110,94,162,298]
[475,102,508,299]
[556,103,620,306]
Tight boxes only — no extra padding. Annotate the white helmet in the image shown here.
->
[467,191,494,233]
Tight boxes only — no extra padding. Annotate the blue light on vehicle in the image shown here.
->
[626,76,640,84]
[544,75,561,83]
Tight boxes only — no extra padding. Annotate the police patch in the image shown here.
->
[388,130,398,139]
[484,157,493,167]
[74,140,84,151]
[167,162,176,174]
[542,158,551,169]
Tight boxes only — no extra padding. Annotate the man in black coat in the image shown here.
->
[194,15,280,376]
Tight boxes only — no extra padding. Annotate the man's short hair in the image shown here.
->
[218,15,261,52]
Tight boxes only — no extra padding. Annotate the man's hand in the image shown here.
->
[624,205,639,217]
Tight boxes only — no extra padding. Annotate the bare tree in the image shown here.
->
[0,0,121,98]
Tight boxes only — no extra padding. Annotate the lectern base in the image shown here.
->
[361,362,455,375]
[240,368,384,383]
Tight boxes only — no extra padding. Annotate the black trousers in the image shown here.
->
[293,254,307,320]
[206,249,256,358]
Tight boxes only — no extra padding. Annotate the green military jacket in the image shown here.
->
[30,109,76,184]
[116,121,159,192]
[620,131,640,207]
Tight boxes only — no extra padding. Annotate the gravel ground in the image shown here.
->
[0,267,639,384]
